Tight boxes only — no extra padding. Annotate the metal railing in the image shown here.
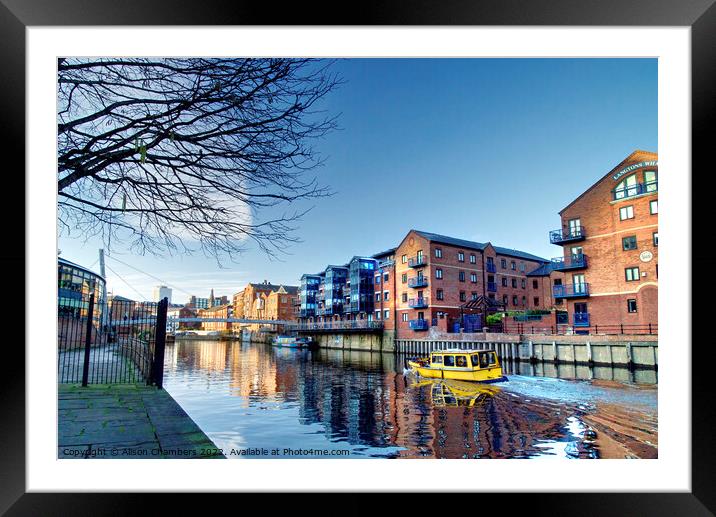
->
[408,256,427,268]
[573,312,590,327]
[487,282,497,292]
[287,320,383,331]
[408,276,429,288]
[409,297,429,308]
[486,262,496,273]
[549,226,586,244]
[553,283,590,298]
[612,180,658,201]
[551,254,588,271]
[58,293,168,387]
[497,322,657,336]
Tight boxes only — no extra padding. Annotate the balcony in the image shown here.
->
[409,319,429,331]
[487,282,497,293]
[486,262,496,273]
[408,256,427,268]
[408,276,429,288]
[551,254,588,271]
[549,226,586,245]
[611,181,658,201]
[409,297,429,309]
[553,283,590,299]
[573,312,590,327]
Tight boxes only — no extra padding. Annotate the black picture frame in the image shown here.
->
[4,0,712,514]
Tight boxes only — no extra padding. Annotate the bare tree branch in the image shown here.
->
[57,57,341,263]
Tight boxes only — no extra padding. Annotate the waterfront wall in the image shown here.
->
[394,332,658,369]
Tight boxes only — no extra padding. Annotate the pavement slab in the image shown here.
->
[58,384,224,459]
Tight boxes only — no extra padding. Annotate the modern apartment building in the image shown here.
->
[548,150,658,330]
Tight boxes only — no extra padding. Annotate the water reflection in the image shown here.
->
[163,340,657,459]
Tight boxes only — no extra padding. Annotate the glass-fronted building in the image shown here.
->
[58,257,106,324]
[323,266,348,317]
[299,273,322,318]
[348,256,377,315]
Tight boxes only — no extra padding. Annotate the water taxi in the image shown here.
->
[272,335,314,348]
[408,349,507,383]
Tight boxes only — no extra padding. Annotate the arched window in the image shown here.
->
[614,174,638,199]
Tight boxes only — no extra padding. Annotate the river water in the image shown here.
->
[163,339,657,459]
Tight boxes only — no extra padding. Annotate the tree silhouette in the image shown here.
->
[58,58,341,261]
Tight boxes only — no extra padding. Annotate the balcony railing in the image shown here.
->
[408,256,427,268]
[487,282,497,292]
[486,262,496,273]
[553,283,590,298]
[288,320,383,331]
[409,319,429,330]
[549,226,586,244]
[551,254,588,271]
[612,181,658,201]
[573,312,590,327]
[408,277,429,288]
[409,297,429,309]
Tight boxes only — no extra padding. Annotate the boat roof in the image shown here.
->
[432,348,496,353]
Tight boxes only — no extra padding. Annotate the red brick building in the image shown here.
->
[199,304,232,332]
[373,249,397,331]
[549,150,658,331]
[393,230,552,339]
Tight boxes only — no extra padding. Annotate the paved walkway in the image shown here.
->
[58,384,224,459]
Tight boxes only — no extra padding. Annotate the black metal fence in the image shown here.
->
[58,293,168,386]
[484,323,657,336]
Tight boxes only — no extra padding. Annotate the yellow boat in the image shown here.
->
[407,349,507,383]
[410,379,499,407]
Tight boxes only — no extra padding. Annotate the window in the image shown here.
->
[534,297,539,306]
[459,271,465,282]
[620,205,634,220]
[384,310,389,320]
[375,311,381,320]
[436,289,444,300]
[520,263,526,272]
[644,170,658,192]
[622,236,638,250]
[522,296,526,306]
[653,232,658,246]
[571,246,583,257]
[625,267,640,281]
[384,273,389,282]
[532,280,538,289]
[402,273,407,283]
[502,277,507,287]
[521,279,526,289]
[402,293,408,303]
[375,293,381,302]
[402,313,408,322]
[627,299,638,313]
[650,200,658,214]
[501,259,507,269]
[458,251,465,262]
[435,248,442,258]
[470,254,476,264]
[614,174,638,199]
[375,275,381,284]
[511,261,516,270]
[433,355,443,364]
[401,254,407,264]
[470,273,477,283]
[383,291,390,300]
[459,291,466,302]
[554,278,562,286]
[511,278,517,288]
[444,356,455,367]
[471,292,478,300]
[503,295,508,304]
[436,268,443,279]
[512,295,518,306]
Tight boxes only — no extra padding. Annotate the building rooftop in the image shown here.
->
[526,263,554,277]
[413,230,548,263]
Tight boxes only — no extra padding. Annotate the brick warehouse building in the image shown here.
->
[298,229,561,339]
[549,150,658,331]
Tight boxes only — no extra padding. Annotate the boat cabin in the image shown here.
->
[429,350,499,370]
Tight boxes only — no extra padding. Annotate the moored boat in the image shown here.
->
[407,349,507,383]
[272,335,314,348]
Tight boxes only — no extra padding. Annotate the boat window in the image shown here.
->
[456,355,467,367]
[444,355,455,367]
[432,355,443,364]
[490,353,498,365]
[479,353,490,368]
[471,355,480,367]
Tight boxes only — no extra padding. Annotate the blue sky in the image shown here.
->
[59,58,657,303]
